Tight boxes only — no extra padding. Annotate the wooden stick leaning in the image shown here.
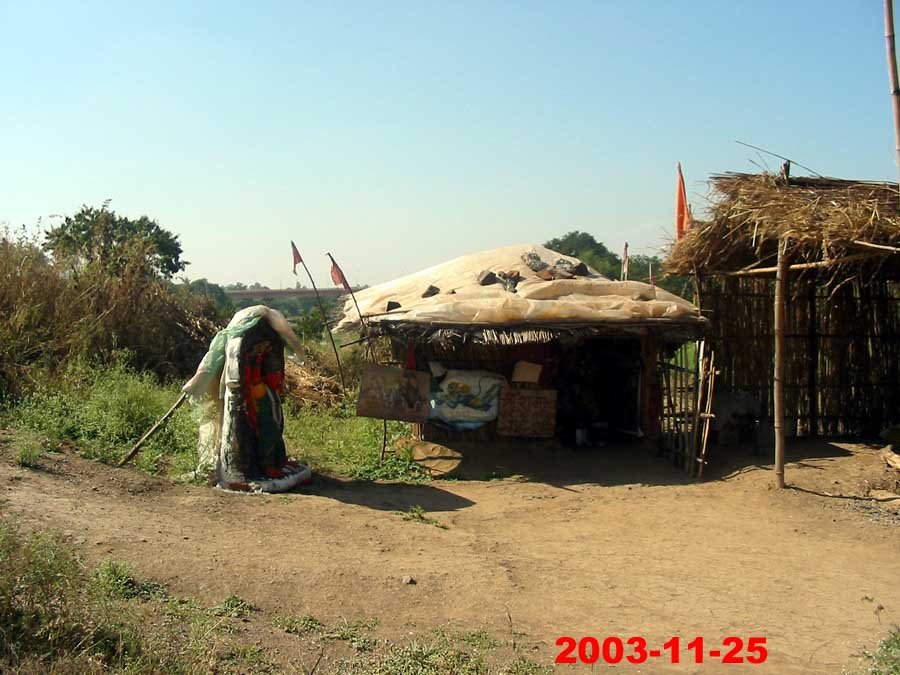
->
[118,392,187,467]
[697,350,716,480]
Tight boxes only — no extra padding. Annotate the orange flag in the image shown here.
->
[675,162,692,240]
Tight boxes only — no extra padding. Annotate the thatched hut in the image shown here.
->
[338,244,706,451]
[667,172,900,481]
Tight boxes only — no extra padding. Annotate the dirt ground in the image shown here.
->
[2,435,899,674]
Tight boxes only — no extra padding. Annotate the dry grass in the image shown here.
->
[667,173,900,277]
[0,229,219,399]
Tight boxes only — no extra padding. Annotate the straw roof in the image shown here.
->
[667,172,900,277]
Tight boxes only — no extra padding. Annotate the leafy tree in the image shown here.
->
[544,231,621,279]
[179,278,234,314]
[544,230,689,296]
[43,205,187,279]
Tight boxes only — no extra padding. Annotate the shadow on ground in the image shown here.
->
[303,476,476,512]
[303,437,884,514]
[408,436,879,488]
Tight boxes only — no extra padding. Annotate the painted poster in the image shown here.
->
[357,364,432,422]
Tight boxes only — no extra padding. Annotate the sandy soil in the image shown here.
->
[1,435,899,674]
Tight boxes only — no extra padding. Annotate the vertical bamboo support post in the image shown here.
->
[773,238,788,488]
[885,0,900,182]
[806,282,818,436]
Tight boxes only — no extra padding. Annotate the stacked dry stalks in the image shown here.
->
[283,358,344,408]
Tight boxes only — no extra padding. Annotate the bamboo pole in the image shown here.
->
[885,0,900,183]
[723,251,895,276]
[773,239,788,488]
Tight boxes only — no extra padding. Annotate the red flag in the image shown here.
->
[675,162,692,240]
[330,258,351,293]
[621,241,629,281]
[290,241,303,275]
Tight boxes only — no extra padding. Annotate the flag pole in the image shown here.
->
[291,242,346,391]
[327,251,390,462]
[326,252,378,364]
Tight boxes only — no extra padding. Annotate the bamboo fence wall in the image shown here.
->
[697,275,900,436]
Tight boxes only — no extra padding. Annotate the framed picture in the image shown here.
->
[357,364,432,423]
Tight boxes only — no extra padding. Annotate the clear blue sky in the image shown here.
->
[0,1,894,287]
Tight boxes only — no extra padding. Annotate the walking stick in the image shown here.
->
[118,393,187,467]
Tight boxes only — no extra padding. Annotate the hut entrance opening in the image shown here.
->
[556,337,643,446]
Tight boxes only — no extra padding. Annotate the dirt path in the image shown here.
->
[1,439,898,674]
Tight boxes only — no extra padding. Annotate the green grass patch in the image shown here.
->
[7,359,199,475]
[92,558,166,600]
[863,628,900,674]
[211,593,257,619]
[11,429,48,468]
[284,401,425,482]
[273,613,324,635]
[333,628,553,675]
[322,617,380,652]
[5,358,427,483]
[0,518,182,671]
[396,504,448,529]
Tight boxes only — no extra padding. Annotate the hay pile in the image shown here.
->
[283,357,344,407]
[667,173,900,276]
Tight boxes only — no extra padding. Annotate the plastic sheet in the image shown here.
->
[337,245,703,329]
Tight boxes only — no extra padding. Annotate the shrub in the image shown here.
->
[864,628,900,674]
[0,226,220,401]
[12,430,47,468]
[9,359,198,473]
[0,520,148,670]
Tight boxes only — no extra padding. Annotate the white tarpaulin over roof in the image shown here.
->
[337,244,704,329]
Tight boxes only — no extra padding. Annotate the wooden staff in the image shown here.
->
[773,238,788,488]
[118,393,187,467]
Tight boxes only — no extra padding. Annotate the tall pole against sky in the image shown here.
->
[884,0,900,184]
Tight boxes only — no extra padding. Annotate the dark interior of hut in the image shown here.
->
[403,336,645,449]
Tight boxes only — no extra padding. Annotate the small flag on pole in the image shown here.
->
[621,242,629,281]
[330,257,352,293]
[675,162,692,240]
[290,241,303,275]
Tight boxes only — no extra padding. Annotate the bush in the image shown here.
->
[12,430,47,468]
[9,359,198,474]
[0,227,220,401]
[865,628,900,674]
[0,520,148,671]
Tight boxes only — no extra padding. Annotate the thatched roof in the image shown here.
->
[667,172,900,277]
[337,244,705,343]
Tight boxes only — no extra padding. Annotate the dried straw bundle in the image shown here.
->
[283,358,343,408]
[667,173,900,276]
